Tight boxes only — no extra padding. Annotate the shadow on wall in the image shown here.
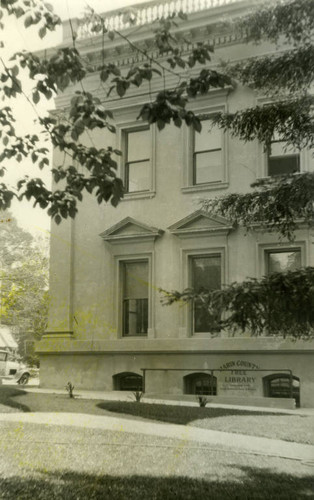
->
[0,468,313,499]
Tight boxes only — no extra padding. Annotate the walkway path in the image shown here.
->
[0,411,313,463]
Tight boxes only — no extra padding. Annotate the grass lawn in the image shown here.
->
[98,401,314,445]
[1,386,314,445]
[1,470,314,500]
[1,421,313,500]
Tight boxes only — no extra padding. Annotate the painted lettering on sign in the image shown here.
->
[219,360,260,393]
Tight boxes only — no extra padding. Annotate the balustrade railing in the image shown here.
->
[74,0,241,40]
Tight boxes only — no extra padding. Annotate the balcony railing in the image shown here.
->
[73,0,241,41]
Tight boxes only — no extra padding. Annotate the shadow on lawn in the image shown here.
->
[0,386,30,412]
[97,401,286,425]
[0,467,313,499]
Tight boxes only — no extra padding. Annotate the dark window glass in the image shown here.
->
[263,374,300,407]
[122,261,148,336]
[113,372,143,391]
[191,255,221,333]
[193,119,222,184]
[125,128,150,192]
[184,373,217,395]
[267,139,300,176]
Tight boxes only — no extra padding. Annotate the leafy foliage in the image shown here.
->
[0,0,312,229]
[203,172,314,240]
[237,0,314,45]
[1,0,314,338]
[212,95,314,151]
[161,267,314,338]
[0,212,48,360]
[228,44,314,94]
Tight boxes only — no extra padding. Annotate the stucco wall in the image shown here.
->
[39,2,314,407]
[39,350,314,407]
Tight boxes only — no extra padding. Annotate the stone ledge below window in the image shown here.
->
[121,190,156,201]
[181,182,229,194]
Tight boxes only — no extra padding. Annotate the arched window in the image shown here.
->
[184,372,217,395]
[113,372,143,391]
[263,374,300,407]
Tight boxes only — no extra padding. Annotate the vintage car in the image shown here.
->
[0,349,31,385]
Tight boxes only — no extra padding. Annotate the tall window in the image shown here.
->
[193,119,222,185]
[122,260,148,336]
[124,127,150,192]
[266,249,301,275]
[191,255,221,333]
[267,134,300,176]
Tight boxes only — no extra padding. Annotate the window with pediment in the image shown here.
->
[100,217,163,338]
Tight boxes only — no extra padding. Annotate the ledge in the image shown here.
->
[121,191,156,201]
[36,337,314,354]
[181,182,229,194]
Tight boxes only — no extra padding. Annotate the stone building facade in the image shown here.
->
[37,0,314,408]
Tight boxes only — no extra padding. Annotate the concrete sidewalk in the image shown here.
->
[0,411,314,463]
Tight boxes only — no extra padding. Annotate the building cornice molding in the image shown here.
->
[168,209,233,238]
[100,216,164,244]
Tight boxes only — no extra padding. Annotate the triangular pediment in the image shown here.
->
[100,217,164,243]
[168,210,233,237]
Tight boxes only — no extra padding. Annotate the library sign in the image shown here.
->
[219,360,260,393]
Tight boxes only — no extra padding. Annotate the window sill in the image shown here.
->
[121,191,156,201]
[181,182,228,194]
[257,172,303,182]
[192,332,221,338]
[121,334,148,338]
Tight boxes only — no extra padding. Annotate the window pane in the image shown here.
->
[268,139,300,176]
[120,375,143,391]
[268,156,299,176]
[127,128,150,162]
[123,261,149,336]
[126,160,150,192]
[194,150,222,184]
[185,373,217,395]
[124,261,148,298]
[192,256,221,333]
[192,256,221,291]
[270,141,298,157]
[194,120,221,152]
[123,299,148,335]
[267,251,301,274]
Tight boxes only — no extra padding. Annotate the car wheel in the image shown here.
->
[18,373,30,385]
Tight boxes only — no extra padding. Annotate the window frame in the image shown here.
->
[190,253,222,334]
[121,259,149,337]
[257,99,310,179]
[265,248,302,276]
[113,372,143,391]
[181,99,229,193]
[257,242,306,278]
[266,137,300,177]
[115,252,154,338]
[181,247,226,337]
[184,372,217,395]
[117,121,156,200]
[192,117,223,186]
[263,373,300,407]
